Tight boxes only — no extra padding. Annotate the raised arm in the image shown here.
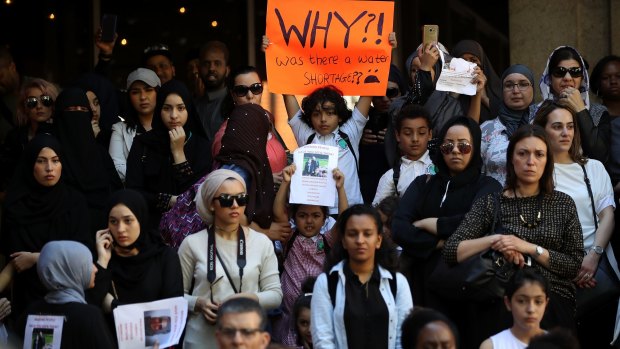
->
[333,168,348,214]
[262,35,301,119]
[274,164,295,223]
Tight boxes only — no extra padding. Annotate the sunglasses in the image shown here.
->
[232,83,263,97]
[551,66,583,78]
[214,193,249,207]
[439,141,472,155]
[386,87,400,98]
[25,95,54,109]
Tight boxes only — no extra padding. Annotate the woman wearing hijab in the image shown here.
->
[53,87,122,232]
[18,241,115,349]
[215,103,275,233]
[539,46,611,164]
[481,64,537,186]
[451,39,503,124]
[392,116,501,308]
[0,134,91,320]
[75,72,121,148]
[89,189,183,318]
[178,169,282,349]
[125,80,211,229]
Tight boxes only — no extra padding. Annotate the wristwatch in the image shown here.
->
[535,245,544,257]
[591,245,604,255]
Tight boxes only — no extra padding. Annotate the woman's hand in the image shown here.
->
[95,229,113,268]
[332,168,345,189]
[272,171,284,186]
[266,221,293,242]
[361,128,386,145]
[196,297,220,325]
[502,250,526,268]
[91,119,101,138]
[471,66,487,94]
[103,293,115,313]
[9,252,38,273]
[557,87,586,113]
[168,195,178,209]
[0,298,10,321]
[169,126,187,155]
[261,35,271,52]
[490,234,530,255]
[282,164,297,183]
[574,252,600,288]
[95,27,117,56]
[418,43,439,72]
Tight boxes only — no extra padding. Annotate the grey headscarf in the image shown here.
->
[38,241,92,304]
[195,169,246,225]
[498,64,535,137]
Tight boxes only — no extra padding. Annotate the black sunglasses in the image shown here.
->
[551,66,583,78]
[25,95,54,109]
[386,87,400,98]
[214,193,249,208]
[232,83,263,97]
[439,141,472,155]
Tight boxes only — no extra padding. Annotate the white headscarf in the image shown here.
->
[539,45,591,110]
[37,241,92,304]
[195,169,246,225]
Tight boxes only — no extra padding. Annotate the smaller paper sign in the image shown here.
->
[290,144,339,207]
[435,50,478,96]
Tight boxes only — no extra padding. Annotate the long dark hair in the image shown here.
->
[505,124,555,194]
[323,204,398,272]
[532,100,586,165]
[221,65,262,117]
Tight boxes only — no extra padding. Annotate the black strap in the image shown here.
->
[207,225,246,293]
[327,269,396,307]
[305,130,358,169]
[580,164,599,230]
[392,158,401,196]
[485,192,501,236]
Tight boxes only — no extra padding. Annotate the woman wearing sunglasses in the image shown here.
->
[391,116,501,345]
[444,125,583,346]
[178,169,282,349]
[126,79,212,230]
[539,46,611,164]
[212,66,289,188]
[90,189,183,331]
[1,78,58,188]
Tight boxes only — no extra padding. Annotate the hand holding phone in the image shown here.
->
[101,14,118,43]
[422,25,439,46]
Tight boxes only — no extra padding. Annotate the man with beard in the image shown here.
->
[195,40,230,142]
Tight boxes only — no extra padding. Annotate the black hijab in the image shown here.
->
[431,115,483,189]
[497,64,535,137]
[1,134,90,253]
[75,72,120,132]
[53,87,119,195]
[106,189,166,281]
[215,103,274,229]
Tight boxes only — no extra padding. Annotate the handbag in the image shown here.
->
[428,192,517,302]
[575,164,620,318]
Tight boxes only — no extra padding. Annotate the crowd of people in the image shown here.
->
[0,20,619,349]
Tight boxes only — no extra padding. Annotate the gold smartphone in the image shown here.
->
[422,25,439,46]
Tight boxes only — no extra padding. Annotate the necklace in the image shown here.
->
[514,189,542,228]
[215,225,238,235]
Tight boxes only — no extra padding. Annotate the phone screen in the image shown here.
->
[101,14,117,42]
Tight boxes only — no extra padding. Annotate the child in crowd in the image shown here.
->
[480,269,550,349]
[291,277,316,349]
[372,104,434,205]
[272,164,347,346]
[376,195,400,249]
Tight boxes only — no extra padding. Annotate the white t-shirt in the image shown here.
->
[372,151,434,206]
[289,107,367,214]
[490,329,528,349]
[553,160,615,249]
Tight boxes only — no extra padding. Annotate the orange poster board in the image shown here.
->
[265,0,394,96]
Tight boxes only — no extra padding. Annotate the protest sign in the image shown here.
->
[290,144,339,207]
[265,0,394,96]
[435,50,478,96]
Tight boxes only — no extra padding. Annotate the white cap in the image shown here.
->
[126,68,161,89]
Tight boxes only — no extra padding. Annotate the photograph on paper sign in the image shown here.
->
[31,328,53,349]
[302,153,329,177]
[144,309,172,346]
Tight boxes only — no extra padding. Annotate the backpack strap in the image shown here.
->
[388,270,397,299]
[283,229,300,261]
[305,133,316,145]
[392,159,402,196]
[327,271,339,308]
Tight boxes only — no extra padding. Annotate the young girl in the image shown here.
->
[479,269,550,349]
[291,277,316,349]
[273,164,347,345]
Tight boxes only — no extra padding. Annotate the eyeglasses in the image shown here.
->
[214,193,249,207]
[25,95,53,109]
[439,141,472,155]
[231,83,263,97]
[386,87,400,98]
[218,327,264,339]
[503,82,532,91]
[551,66,583,78]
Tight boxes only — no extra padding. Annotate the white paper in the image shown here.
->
[435,49,478,96]
[113,297,188,349]
[290,144,339,207]
[23,315,64,349]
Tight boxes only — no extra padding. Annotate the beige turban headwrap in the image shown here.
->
[195,169,247,225]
